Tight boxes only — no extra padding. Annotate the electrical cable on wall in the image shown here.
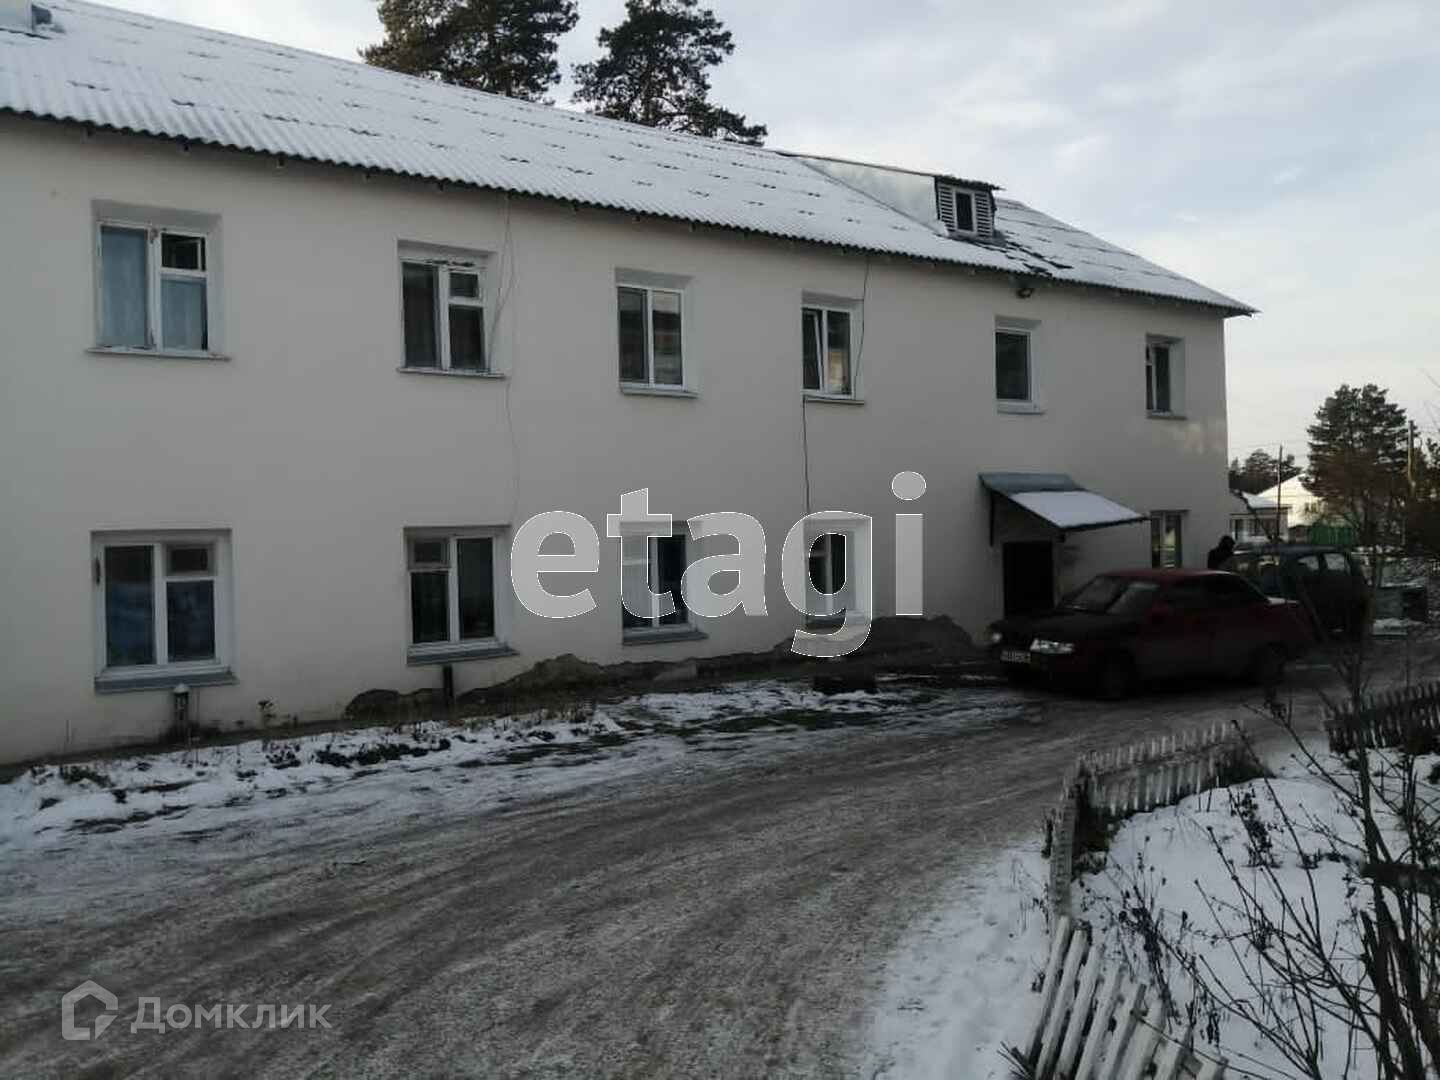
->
[800,252,873,520]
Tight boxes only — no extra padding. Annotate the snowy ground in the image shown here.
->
[0,667,1382,1077]
[0,679,938,855]
[861,844,1051,1079]
[1070,742,1436,1080]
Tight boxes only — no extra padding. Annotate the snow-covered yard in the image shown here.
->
[0,678,975,855]
[891,730,1439,1080]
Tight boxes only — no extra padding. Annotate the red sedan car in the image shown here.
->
[988,569,1312,698]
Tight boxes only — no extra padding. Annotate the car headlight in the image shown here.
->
[1030,639,1076,655]
[988,628,1004,646]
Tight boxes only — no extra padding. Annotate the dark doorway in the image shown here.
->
[1003,541,1055,617]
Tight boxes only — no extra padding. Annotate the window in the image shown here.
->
[621,534,689,631]
[618,284,684,387]
[407,533,503,654]
[1150,512,1184,568]
[95,533,230,684]
[1145,337,1183,415]
[401,255,486,371]
[995,329,1031,402]
[97,223,211,352]
[807,533,848,617]
[802,306,853,396]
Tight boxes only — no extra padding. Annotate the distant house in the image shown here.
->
[0,1,1254,761]
[1248,478,1344,542]
[1229,492,1287,543]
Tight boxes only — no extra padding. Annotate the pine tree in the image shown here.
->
[1229,448,1300,495]
[1306,383,1410,546]
[571,0,767,145]
[362,0,579,102]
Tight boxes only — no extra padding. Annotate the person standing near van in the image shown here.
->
[1207,535,1236,570]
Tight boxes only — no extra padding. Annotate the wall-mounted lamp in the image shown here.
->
[1015,283,1036,299]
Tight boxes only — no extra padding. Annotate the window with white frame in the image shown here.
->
[97,223,211,352]
[407,532,504,653]
[95,533,229,678]
[802,305,853,396]
[621,534,689,632]
[807,532,849,617]
[401,254,486,372]
[995,328,1032,402]
[1145,337,1183,415]
[1150,512,1185,568]
[617,284,684,387]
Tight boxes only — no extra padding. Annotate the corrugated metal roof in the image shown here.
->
[0,1,1253,314]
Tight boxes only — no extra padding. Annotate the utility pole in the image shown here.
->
[1275,443,1284,544]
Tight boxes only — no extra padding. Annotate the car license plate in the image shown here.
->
[1001,649,1030,665]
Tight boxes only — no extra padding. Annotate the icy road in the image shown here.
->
[0,673,1342,1078]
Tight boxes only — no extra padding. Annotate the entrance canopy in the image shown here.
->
[980,473,1147,543]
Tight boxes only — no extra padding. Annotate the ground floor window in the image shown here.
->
[95,532,228,678]
[1150,511,1185,568]
[407,531,504,655]
[621,534,689,632]
[807,532,848,617]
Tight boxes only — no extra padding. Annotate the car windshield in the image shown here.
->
[1061,576,1160,615]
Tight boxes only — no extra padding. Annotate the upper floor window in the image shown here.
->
[97,223,211,352]
[1145,336,1184,416]
[801,305,853,397]
[401,252,486,372]
[94,531,232,688]
[618,283,684,388]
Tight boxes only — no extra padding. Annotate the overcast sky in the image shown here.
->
[122,0,1440,463]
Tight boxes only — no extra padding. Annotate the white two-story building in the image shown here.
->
[0,0,1253,762]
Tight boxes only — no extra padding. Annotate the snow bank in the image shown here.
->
[0,680,953,852]
[861,845,1051,1079]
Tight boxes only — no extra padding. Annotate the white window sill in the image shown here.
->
[88,346,230,362]
[803,392,864,406]
[407,641,517,666]
[997,400,1044,414]
[1147,411,1188,421]
[622,625,708,646]
[398,366,506,379]
[95,666,235,694]
[620,383,696,399]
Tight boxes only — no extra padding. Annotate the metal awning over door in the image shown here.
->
[980,473,1148,544]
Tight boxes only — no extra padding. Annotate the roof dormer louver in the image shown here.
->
[936,181,992,239]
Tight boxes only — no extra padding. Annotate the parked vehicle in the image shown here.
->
[987,569,1312,698]
[1222,543,1369,639]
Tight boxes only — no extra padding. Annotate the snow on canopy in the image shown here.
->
[1007,490,1148,531]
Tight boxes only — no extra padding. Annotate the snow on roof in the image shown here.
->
[0,1,1253,314]
[1007,490,1148,531]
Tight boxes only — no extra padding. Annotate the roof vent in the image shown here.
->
[0,1,49,35]
[936,180,994,240]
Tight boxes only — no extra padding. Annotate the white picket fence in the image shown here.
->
[1049,722,1248,920]
[1025,917,1228,1080]
[1077,722,1247,819]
